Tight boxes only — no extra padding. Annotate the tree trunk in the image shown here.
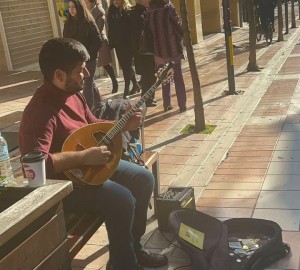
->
[291,0,296,28]
[285,0,289,34]
[298,0,300,19]
[277,0,284,41]
[247,0,259,71]
[179,0,205,132]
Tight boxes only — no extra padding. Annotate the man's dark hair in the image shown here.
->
[39,38,90,82]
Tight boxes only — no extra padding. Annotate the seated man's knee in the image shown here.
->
[140,168,155,192]
[121,193,136,215]
[108,185,136,215]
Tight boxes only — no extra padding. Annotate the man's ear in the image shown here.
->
[54,69,66,84]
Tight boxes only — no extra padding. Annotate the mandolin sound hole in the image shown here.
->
[92,130,105,144]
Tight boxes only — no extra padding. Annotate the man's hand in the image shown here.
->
[52,145,111,175]
[123,107,143,131]
[82,146,111,166]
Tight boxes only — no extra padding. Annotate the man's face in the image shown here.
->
[64,61,90,94]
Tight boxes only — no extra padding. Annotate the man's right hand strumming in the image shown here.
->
[82,146,111,166]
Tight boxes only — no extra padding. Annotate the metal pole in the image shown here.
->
[223,0,238,95]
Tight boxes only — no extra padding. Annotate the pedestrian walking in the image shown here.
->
[148,0,187,113]
[63,0,102,112]
[107,0,141,98]
[85,0,119,94]
[256,0,277,33]
[130,0,157,107]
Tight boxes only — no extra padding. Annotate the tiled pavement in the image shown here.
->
[1,20,300,270]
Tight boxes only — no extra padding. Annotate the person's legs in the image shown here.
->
[104,64,119,93]
[110,161,167,268]
[129,65,141,95]
[173,60,187,110]
[110,160,154,252]
[267,6,275,31]
[115,48,131,98]
[141,73,156,106]
[63,160,155,269]
[142,72,156,96]
[84,58,101,111]
[158,65,172,111]
[162,81,172,111]
[140,56,156,106]
[260,10,268,34]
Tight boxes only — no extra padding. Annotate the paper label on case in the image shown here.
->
[179,223,205,250]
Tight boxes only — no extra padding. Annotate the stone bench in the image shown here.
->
[1,147,160,269]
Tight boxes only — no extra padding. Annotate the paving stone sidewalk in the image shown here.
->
[1,22,300,270]
[72,24,300,269]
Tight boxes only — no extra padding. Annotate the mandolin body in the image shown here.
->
[62,122,122,185]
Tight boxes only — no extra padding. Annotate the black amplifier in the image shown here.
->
[156,187,196,231]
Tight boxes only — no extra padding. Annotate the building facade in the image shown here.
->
[0,0,61,71]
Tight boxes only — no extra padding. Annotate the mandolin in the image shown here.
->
[62,62,174,185]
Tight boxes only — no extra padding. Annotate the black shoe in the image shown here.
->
[164,105,173,112]
[130,84,141,95]
[136,249,168,268]
[112,80,118,93]
[179,106,187,113]
[106,261,144,270]
[145,101,157,107]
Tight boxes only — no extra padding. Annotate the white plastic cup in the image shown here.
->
[21,151,46,187]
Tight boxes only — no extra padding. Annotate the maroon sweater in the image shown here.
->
[19,81,103,179]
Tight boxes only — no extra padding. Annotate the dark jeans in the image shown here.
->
[63,160,155,269]
[161,60,186,108]
[84,58,101,111]
[115,46,138,98]
[136,54,156,101]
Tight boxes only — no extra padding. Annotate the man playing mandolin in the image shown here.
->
[19,38,168,270]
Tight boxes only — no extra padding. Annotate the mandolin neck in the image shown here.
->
[98,62,174,146]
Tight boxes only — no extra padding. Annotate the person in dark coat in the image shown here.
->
[107,0,140,98]
[63,0,102,112]
[85,0,119,94]
[130,0,157,107]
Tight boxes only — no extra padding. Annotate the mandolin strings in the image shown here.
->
[97,62,175,147]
